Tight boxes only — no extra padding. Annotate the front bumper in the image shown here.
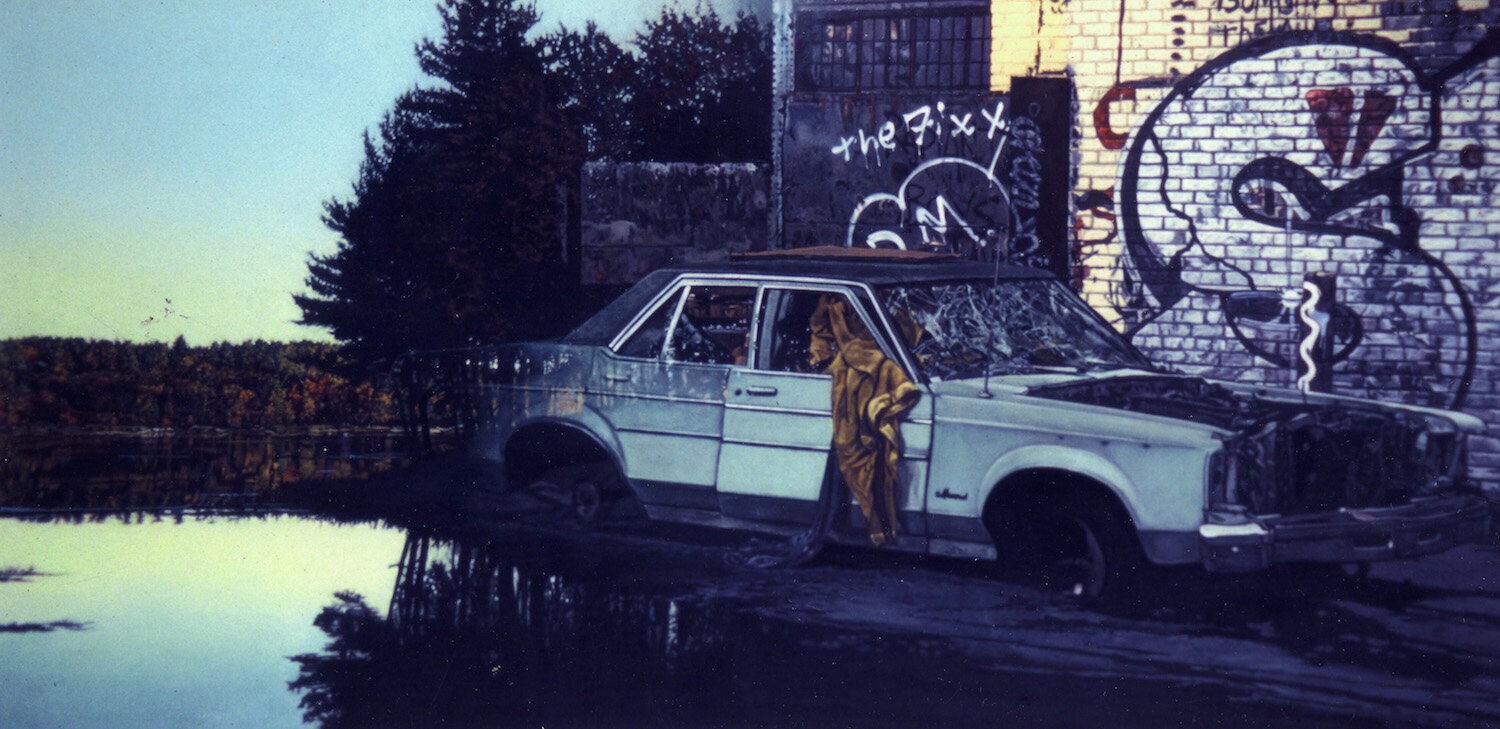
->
[1199,495,1493,572]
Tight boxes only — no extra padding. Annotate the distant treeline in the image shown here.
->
[0,337,396,428]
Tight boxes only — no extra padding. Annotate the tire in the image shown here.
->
[995,490,1145,604]
[522,460,636,528]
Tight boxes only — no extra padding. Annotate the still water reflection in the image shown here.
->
[0,429,405,510]
[4,513,1007,729]
[0,516,405,729]
[288,531,1016,729]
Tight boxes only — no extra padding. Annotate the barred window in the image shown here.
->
[796,10,990,91]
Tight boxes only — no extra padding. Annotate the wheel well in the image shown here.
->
[503,423,619,490]
[981,468,1139,546]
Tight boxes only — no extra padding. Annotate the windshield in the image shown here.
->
[878,279,1154,380]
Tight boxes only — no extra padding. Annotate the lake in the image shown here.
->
[2,513,1063,729]
[0,515,405,729]
[0,428,408,511]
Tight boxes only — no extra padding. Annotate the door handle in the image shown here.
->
[603,373,630,382]
[745,385,778,396]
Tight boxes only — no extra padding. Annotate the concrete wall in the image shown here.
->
[580,161,771,286]
[1061,0,1500,488]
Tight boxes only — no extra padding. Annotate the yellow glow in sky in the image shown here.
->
[2,0,767,345]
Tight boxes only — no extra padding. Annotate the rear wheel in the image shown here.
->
[521,460,637,528]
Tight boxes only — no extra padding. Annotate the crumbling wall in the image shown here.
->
[580,161,770,286]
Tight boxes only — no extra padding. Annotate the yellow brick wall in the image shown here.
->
[990,0,1071,90]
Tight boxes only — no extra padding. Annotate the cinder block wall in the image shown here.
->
[1053,0,1500,489]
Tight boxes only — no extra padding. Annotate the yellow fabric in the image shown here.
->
[809,295,921,546]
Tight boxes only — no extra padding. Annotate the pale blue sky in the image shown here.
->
[1,0,764,345]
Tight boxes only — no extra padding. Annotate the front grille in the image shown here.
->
[1228,408,1461,516]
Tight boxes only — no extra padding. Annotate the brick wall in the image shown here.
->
[1059,0,1500,489]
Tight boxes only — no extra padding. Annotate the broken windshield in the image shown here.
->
[879,280,1153,381]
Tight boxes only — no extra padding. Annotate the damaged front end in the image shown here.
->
[1203,399,1490,571]
[1030,376,1491,571]
[1216,402,1466,516]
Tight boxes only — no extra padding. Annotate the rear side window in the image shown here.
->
[616,289,682,359]
[668,286,756,365]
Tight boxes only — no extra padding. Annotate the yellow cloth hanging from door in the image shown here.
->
[809,295,921,546]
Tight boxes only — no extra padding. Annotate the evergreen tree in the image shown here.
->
[296,0,588,368]
[297,1,773,368]
[627,8,772,163]
[542,22,637,160]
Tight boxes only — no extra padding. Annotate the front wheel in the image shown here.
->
[994,491,1145,604]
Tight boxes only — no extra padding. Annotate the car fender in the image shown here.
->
[979,444,1146,529]
[500,398,627,474]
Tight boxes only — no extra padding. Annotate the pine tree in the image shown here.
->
[627,8,772,163]
[297,1,773,370]
[296,0,587,368]
[542,22,637,160]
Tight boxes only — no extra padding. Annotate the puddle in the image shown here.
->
[1,492,1490,728]
[284,528,1404,729]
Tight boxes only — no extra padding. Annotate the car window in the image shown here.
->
[759,289,880,374]
[667,286,756,365]
[879,280,1152,379]
[616,288,682,359]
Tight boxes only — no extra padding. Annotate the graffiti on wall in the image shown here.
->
[801,79,1072,280]
[1112,28,1500,408]
[834,98,1013,257]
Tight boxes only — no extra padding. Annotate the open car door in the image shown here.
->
[717,286,932,541]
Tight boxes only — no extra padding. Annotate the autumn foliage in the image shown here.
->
[0,337,396,428]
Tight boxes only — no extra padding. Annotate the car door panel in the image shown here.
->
[719,368,833,520]
[588,282,754,511]
[590,352,725,508]
[718,287,930,536]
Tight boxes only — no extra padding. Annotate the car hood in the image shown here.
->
[931,370,1484,436]
[926,371,1225,448]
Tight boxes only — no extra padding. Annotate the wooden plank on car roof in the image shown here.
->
[730,245,962,263]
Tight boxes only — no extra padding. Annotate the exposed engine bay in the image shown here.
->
[1027,375,1467,516]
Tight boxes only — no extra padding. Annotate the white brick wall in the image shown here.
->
[1053,0,1500,490]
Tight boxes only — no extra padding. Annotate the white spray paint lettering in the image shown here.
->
[832,100,1008,168]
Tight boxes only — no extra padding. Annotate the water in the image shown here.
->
[0,516,1019,729]
[3,431,1492,728]
[6,510,1487,728]
[0,428,407,510]
[0,515,405,729]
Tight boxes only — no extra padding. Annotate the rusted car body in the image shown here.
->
[471,251,1489,595]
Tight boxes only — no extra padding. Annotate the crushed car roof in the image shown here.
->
[562,246,1057,346]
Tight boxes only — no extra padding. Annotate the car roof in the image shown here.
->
[562,247,1057,347]
[654,259,1048,287]
[669,246,1053,287]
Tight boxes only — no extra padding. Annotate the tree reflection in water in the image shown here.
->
[0,429,405,512]
[289,532,740,728]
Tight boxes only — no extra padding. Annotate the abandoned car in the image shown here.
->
[471,248,1490,598]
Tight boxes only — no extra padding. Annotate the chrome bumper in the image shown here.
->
[1199,495,1493,572]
